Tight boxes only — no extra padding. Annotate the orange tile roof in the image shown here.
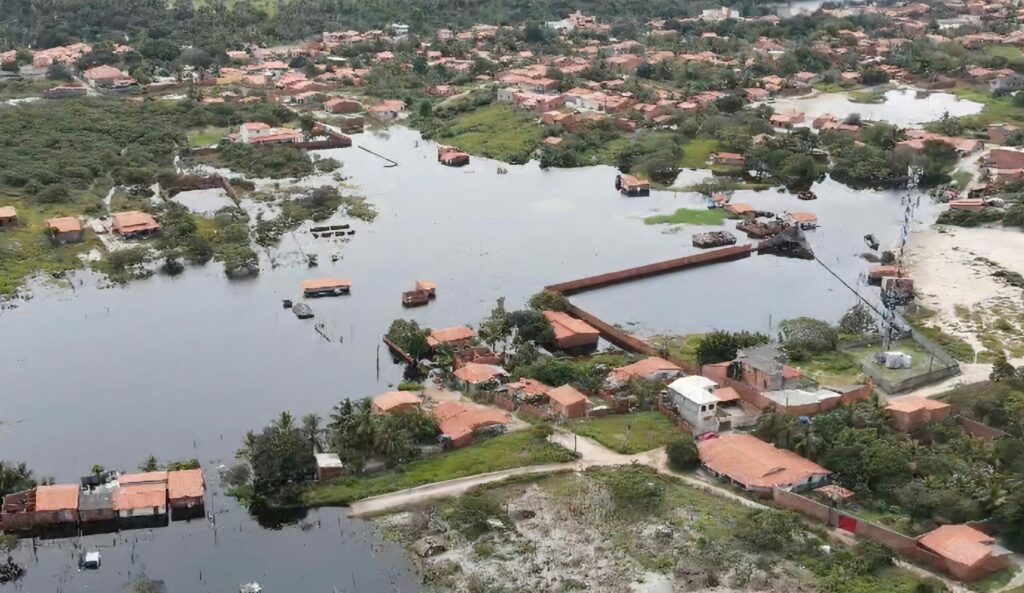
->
[548,385,587,407]
[542,310,599,340]
[789,212,818,223]
[35,484,80,512]
[697,433,829,488]
[415,280,437,291]
[712,386,741,403]
[427,326,477,348]
[45,216,81,233]
[433,402,509,440]
[111,211,160,234]
[302,278,352,291]
[372,390,422,412]
[167,469,205,500]
[113,483,167,511]
[508,378,551,397]
[453,362,506,384]
[608,356,682,383]
[118,471,168,486]
[886,396,951,414]
[918,525,1000,567]
[0,206,17,218]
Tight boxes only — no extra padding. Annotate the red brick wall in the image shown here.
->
[957,416,1006,441]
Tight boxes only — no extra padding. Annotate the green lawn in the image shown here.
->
[949,86,1024,126]
[679,138,720,169]
[970,566,1020,593]
[793,350,864,388]
[649,334,703,366]
[983,44,1024,60]
[436,105,542,164]
[303,428,575,506]
[644,208,729,226]
[952,169,973,189]
[570,411,682,454]
[187,126,231,147]
[844,339,947,383]
[848,90,887,104]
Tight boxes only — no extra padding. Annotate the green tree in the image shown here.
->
[666,435,699,471]
[386,319,431,359]
[0,462,35,498]
[695,330,768,365]
[478,297,510,349]
[138,455,159,472]
[528,290,569,312]
[249,415,317,508]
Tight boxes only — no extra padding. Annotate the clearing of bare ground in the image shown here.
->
[374,467,939,593]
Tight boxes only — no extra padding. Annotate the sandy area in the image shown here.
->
[906,225,1024,363]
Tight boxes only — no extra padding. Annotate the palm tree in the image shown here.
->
[302,413,324,450]
[274,411,295,432]
[236,430,258,461]
[0,461,36,498]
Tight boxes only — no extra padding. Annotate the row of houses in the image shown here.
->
[0,209,160,243]
[1,469,205,534]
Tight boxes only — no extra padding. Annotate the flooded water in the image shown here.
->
[0,126,937,591]
[767,88,983,127]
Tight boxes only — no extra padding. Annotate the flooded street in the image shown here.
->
[767,88,983,127]
[0,126,936,591]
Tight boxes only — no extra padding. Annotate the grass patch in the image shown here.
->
[845,339,946,383]
[970,566,1020,593]
[644,208,729,226]
[304,428,574,506]
[679,138,719,169]
[0,78,54,100]
[187,126,230,147]
[570,411,681,454]
[793,350,863,387]
[848,90,887,104]
[983,44,1023,60]
[949,85,1024,126]
[435,105,542,165]
[910,323,975,362]
[952,169,973,189]
[649,334,703,366]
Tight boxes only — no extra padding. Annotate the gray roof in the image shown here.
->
[736,343,786,374]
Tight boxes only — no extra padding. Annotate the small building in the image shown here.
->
[697,433,830,495]
[324,97,363,114]
[79,473,119,526]
[667,376,720,435]
[507,378,551,405]
[372,390,422,415]
[45,216,83,243]
[368,100,406,121]
[167,469,205,518]
[302,278,352,297]
[34,484,81,527]
[83,65,131,87]
[770,112,805,128]
[917,525,1012,582]
[111,211,160,238]
[606,356,684,389]
[547,384,588,419]
[0,206,17,227]
[886,396,951,432]
[315,453,344,481]
[711,152,746,168]
[452,362,508,390]
[415,280,437,297]
[948,198,986,212]
[427,326,477,349]
[114,472,168,524]
[542,310,600,350]
[732,344,805,392]
[616,174,650,197]
[433,401,510,448]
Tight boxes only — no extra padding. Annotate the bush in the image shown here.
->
[666,436,699,472]
[448,494,506,538]
[779,317,838,353]
[528,290,569,312]
[735,508,806,553]
[386,319,431,359]
[695,330,769,365]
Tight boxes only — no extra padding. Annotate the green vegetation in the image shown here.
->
[207,142,322,179]
[0,461,36,498]
[514,353,635,394]
[694,330,768,365]
[305,428,574,506]
[0,78,54,100]
[570,411,680,454]
[794,350,863,387]
[848,90,887,104]
[907,314,976,362]
[435,105,541,165]
[983,45,1024,61]
[679,138,720,169]
[643,208,729,226]
[186,126,230,147]
[649,333,702,366]
[254,186,375,247]
[844,339,937,383]
[385,318,432,359]
[666,435,699,472]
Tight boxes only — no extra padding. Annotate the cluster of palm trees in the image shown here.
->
[0,461,35,499]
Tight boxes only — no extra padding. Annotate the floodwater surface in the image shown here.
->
[767,88,983,127]
[0,126,935,591]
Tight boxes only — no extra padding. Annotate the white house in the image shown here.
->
[667,376,720,435]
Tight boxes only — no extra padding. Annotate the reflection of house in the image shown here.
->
[433,401,510,448]
[886,396,951,432]
[917,525,1012,582]
[698,433,830,495]
[372,391,422,415]
[543,310,600,350]
[111,211,160,238]
[606,356,683,389]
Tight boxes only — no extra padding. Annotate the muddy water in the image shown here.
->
[0,126,934,591]
[767,88,983,127]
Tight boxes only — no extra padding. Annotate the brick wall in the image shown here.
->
[957,415,1006,441]
[494,394,516,412]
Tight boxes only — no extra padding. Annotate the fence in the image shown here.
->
[956,415,1006,441]
[545,244,753,295]
[839,331,959,394]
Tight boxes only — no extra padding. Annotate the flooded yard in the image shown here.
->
[0,126,937,591]
[766,88,983,127]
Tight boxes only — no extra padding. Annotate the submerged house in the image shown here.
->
[0,485,80,532]
[615,174,651,197]
[301,278,352,297]
[167,469,205,519]
[114,472,168,525]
